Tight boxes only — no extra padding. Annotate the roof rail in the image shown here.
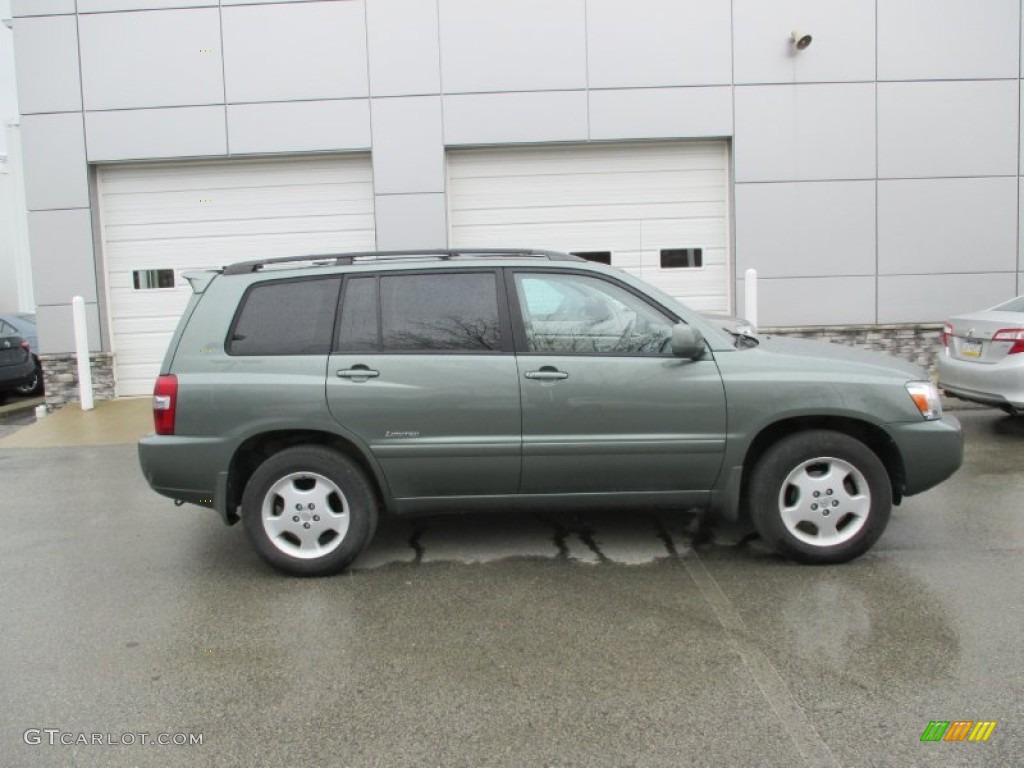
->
[222,248,584,275]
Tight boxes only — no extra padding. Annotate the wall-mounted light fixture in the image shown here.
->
[790,30,813,51]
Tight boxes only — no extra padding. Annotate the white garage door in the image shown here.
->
[98,155,375,396]
[448,141,731,313]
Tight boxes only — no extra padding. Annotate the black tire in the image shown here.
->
[242,446,378,576]
[747,430,892,564]
[14,361,44,397]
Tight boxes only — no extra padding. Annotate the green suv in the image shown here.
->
[138,249,963,575]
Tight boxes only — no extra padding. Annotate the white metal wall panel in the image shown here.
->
[99,155,375,396]
[447,141,731,312]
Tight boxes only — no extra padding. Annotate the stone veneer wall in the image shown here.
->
[40,353,116,411]
[759,324,944,376]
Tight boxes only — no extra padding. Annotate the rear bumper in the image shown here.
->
[938,355,1024,411]
[883,415,963,498]
[0,358,36,392]
[138,434,236,523]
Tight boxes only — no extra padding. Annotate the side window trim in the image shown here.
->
[334,274,382,353]
[505,268,681,358]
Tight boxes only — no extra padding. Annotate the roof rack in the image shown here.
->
[222,248,584,275]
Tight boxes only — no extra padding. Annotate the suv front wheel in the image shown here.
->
[748,430,892,564]
[242,446,378,576]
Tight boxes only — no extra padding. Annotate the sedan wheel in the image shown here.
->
[242,446,377,576]
[14,363,43,397]
[748,430,891,564]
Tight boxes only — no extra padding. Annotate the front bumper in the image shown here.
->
[883,415,963,498]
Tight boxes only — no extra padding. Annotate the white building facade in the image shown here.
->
[9,0,1024,398]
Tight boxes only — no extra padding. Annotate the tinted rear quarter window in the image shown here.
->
[228,277,341,355]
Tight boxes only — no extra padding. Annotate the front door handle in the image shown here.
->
[337,366,380,380]
[524,367,569,381]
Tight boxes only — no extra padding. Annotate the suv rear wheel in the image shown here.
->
[241,446,378,576]
[748,430,892,564]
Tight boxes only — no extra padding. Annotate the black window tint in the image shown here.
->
[229,277,341,356]
[660,248,703,268]
[337,277,379,351]
[380,273,501,352]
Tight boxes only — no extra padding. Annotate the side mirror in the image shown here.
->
[670,324,705,359]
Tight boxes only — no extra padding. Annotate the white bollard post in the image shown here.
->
[72,295,94,411]
[744,268,758,333]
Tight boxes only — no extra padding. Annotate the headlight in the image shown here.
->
[906,381,942,420]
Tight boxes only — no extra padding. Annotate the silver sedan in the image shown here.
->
[938,295,1024,415]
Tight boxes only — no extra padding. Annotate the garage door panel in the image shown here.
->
[107,213,376,244]
[451,177,726,210]
[101,159,372,194]
[107,294,191,324]
[453,202,726,228]
[103,188,375,228]
[452,220,642,254]
[450,144,727,176]
[104,228,375,270]
[448,141,731,314]
[100,154,374,396]
[642,219,729,250]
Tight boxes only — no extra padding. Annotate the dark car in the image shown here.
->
[0,313,43,397]
[0,319,36,403]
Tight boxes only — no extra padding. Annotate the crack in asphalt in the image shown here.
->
[651,512,682,558]
[571,514,612,563]
[534,513,570,559]
[407,524,426,564]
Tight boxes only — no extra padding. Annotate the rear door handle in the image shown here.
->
[524,367,569,381]
[337,366,380,379]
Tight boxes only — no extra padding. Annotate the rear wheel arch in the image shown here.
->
[226,429,389,525]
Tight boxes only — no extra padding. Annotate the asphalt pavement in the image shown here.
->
[0,407,1020,767]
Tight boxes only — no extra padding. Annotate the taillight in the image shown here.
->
[940,322,953,348]
[992,328,1024,355]
[153,374,178,435]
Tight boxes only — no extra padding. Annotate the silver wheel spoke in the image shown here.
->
[261,471,351,560]
[777,457,871,548]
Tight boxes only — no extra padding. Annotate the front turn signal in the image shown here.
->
[906,381,942,420]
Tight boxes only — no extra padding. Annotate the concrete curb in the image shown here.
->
[0,396,43,417]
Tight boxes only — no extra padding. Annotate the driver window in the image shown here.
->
[515,273,674,355]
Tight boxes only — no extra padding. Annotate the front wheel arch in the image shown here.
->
[746,429,894,564]
[738,416,905,522]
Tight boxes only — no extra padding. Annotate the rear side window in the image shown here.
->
[381,273,501,352]
[337,272,502,352]
[228,277,341,356]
